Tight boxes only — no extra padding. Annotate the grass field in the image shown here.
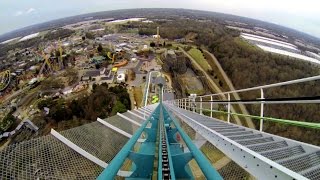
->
[234,37,260,51]
[187,48,212,72]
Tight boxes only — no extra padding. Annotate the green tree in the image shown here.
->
[38,98,54,110]
[85,32,94,39]
[49,103,72,121]
[70,100,83,117]
[111,101,127,116]
[92,84,98,92]
[0,113,16,132]
[97,44,103,52]
[150,42,156,47]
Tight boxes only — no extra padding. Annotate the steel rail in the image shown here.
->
[97,106,159,179]
[193,99,320,104]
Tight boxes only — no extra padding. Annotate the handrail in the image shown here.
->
[192,75,320,98]
[190,107,320,129]
[192,99,320,104]
[171,75,320,131]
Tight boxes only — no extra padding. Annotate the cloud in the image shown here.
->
[14,8,36,16]
[14,11,23,16]
[26,8,36,14]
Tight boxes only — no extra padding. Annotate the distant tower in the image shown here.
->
[157,27,160,46]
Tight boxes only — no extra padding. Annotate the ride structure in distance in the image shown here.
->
[0,70,11,92]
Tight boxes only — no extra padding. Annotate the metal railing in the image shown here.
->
[168,75,320,131]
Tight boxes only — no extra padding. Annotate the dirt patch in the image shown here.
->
[133,87,143,108]
[185,32,198,40]
[178,69,205,95]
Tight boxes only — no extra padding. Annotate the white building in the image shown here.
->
[62,87,73,95]
[131,58,137,62]
[152,35,160,39]
[116,69,127,83]
[117,73,126,83]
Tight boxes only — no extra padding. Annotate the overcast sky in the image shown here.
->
[1,0,320,38]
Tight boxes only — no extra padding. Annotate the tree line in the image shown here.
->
[38,84,131,122]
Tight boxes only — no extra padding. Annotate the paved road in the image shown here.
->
[143,71,160,106]
[133,55,155,74]
[133,60,144,74]
[1,87,29,106]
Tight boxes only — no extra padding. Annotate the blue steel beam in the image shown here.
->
[97,105,160,180]
[162,106,223,180]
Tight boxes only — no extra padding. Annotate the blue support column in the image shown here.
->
[171,152,193,178]
[167,128,178,143]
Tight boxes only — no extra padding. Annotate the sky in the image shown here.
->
[1,0,320,38]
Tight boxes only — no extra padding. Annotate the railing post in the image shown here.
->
[210,96,213,118]
[200,97,203,115]
[182,99,185,109]
[193,98,195,113]
[184,98,187,110]
[259,88,265,132]
[191,97,195,113]
[227,93,231,124]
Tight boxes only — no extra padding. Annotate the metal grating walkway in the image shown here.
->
[0,135,102,179]
[165,103,320,180]
[0,104,159,180]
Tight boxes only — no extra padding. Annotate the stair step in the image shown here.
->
[222,131,253,137]
[228,134,263,141]
[247,141,288,152]
[236,137,274,146]
[210,126,239,131]
[300,164,320,180]
[261,145,305,161]
[215,128,246,133]
[278,151,320,172]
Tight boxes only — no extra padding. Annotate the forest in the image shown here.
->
[209,34,320,145]
[38,83,130,123]
[135,19,320,145]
